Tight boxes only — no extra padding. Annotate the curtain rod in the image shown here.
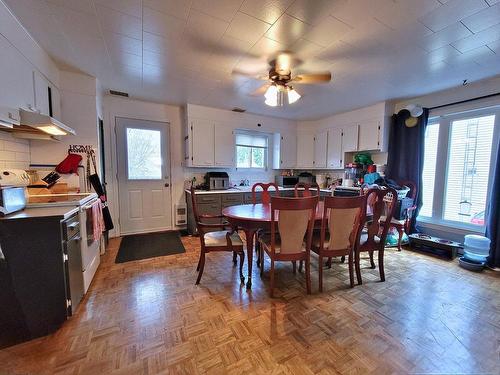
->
[429,92,500,110]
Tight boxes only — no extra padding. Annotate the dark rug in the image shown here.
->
[115,231,186,263]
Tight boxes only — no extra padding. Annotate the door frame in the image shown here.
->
[107,111,173,237]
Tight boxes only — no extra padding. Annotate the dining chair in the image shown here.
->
[312,195,366,291]
[355,187,397,284]
[190,187,245,285]
[258,196,318,297]
[380,181,417,251]
[251,182,280,267]
[294,182,320,197]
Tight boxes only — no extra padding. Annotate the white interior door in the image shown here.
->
[116,117,172,235]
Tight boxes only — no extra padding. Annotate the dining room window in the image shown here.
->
[235,132,268,169]
[418,106,499,230]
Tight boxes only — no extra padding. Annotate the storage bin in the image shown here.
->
[463,235,490,263]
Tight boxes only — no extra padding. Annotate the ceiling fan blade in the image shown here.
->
[292,72,332,84]
[232,69,268,80]
[250,83,271,96]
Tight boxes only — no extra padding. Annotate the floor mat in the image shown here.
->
[115,231,186,263]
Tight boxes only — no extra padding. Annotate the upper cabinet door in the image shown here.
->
[214,123,234,167]
[296,132,315,168]
[342,125,359,152]
[313,130,328,168]
[33,71,50,115]
[358,121,380,151]
[191,119,215,166]
[327,128,343,169]
[50,85,62,120]
[281,133,297,168]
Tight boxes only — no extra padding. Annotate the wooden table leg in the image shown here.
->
[243,228,257,290]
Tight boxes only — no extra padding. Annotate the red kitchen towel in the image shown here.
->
[92,200,105,242]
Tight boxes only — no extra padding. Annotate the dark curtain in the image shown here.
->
[385,108,429,233]
[486,145,500,268]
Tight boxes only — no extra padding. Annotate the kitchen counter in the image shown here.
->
[186,186,333,195]
[0,206,79,221]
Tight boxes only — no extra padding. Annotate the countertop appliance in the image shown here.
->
[0,187,26,216]
[333,186,362,197]
[26,193,101,293]
[205,171,229,190]
[298,172,315,185]
[275,175,299,188]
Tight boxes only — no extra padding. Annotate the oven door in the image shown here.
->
[80,200,101,292]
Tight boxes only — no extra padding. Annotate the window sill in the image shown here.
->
[417,216,485,235]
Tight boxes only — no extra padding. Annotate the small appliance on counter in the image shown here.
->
[0,187,26,216]
[298,172,315,185]
[275,175,299,188]
[204,171,230,190]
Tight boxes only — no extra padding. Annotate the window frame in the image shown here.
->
[234,131,269,170]
[418,105,500,233]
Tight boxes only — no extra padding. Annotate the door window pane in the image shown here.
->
[420,122,440,217]
[443,115,495,226]
[126,128,162,180]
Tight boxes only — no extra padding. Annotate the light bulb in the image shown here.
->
[287,87,301,104]
[264,84,278,100]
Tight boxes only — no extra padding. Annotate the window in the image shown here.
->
[235,132,268,169]
[126,127,162,180]
[418,108,498,230]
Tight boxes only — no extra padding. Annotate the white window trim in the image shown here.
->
[417,104,500,232]
[234,131,270,170]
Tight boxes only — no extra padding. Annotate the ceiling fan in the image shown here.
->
[233,52,332,107]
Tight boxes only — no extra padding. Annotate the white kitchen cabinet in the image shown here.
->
[50,84,62,120]
[0,34,35,111]
[33,70,50,115]
[327,128,343,169]
[273,132,297,169]
[296,132,315,168]
[358,120,381,151]
[313,130,328,168]
[342,125,359,152]
[191,119,215,166]
[214,123,234,167]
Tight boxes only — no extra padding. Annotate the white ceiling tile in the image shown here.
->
[451,22,500,52]
[445,45,495,66]
[45,0,94,14]
[302,16,351,47]
[249,36,286,57]
[191,0,244,22]
[109,48,142,69]
[461,2,500,33]
[486,0,499,4]
[240,0,291,24]
[265,13,311,45]
[144,49,172,68]
[93,0,142,18]
[487,39,500,52]
[143,0,192,20]
[225,12,271,44]
[286,0,339,25]
[143,7,186,40]
[185,9,229,43]
[331,0,378,27]
[47,3,102,39]
[419,22,472,51]
[216,35,254,56]
[288,38,324,59]
[103,31,142,56]
[426,45,462,64]
[143,32,180,54]
[95,4,141,39]
[419,0,488,32]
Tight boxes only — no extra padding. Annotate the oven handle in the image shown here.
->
[82,200,99,211]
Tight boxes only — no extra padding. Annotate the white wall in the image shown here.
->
[0,132,30,169]
[30,71,99,170]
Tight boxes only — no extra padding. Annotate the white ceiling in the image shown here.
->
[4,0,500,120]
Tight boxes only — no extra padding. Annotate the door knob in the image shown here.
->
[164,183,170,187]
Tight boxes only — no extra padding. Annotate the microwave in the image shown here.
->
[275,175,299,188]
[0,186,26,216]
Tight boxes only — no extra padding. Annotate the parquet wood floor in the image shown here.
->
[0,235,499,375]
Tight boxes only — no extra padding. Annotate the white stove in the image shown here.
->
[27,192,101,293]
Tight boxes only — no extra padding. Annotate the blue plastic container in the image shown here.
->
[463,235,490,263]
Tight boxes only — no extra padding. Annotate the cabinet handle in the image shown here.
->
[68,222,79,229]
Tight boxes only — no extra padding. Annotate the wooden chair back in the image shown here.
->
[269,196,318,255]
[251,182,280,204]
[319,195,366,253]
[363,188,397,250]
[294,182,320,197]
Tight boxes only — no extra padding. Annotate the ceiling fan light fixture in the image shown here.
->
[287,87,301,104]
[264,84,278,100]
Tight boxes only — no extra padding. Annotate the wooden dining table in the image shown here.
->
[222,201,325,289]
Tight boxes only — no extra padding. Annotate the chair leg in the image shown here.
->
[397,226,404,251]
[355,249,362,285]
[239,251,245,284]
[348,253,354,288]
[260,249,265,277]
[378,249,385,282]
[318,255,323,293]
[292,261,297,274]
[340,256,345,263]
[298,260,303,273]
[196,255,201,272]
[270,259,275,297]
[233,251,237,266]
[326,257,332,268]
[369,251,375,269]
[255,233,261,268]
[305,258,311,295]
[195,251,206,285]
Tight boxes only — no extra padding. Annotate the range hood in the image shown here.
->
[19,109,76,136]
